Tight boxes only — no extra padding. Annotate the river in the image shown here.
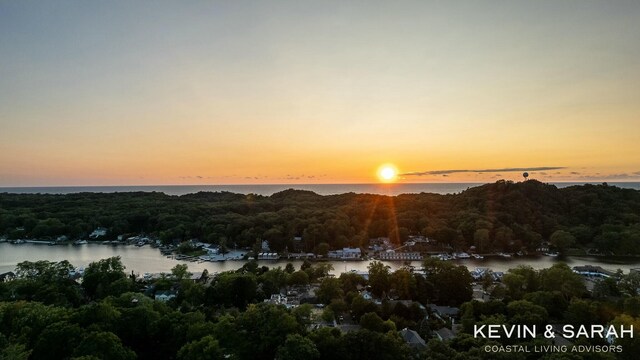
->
[2,243,640,275]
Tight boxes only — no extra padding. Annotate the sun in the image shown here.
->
[377,164,398,183]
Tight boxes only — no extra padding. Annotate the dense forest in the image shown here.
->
[1,257,639,360]
[2,180,640,255]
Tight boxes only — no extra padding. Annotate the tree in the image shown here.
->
[423,259,473,306]
[31,321,83,360]
[233,304,300,360]
[210,273,257,309]
[315,242,330,257]
[285,263,296,274]
[549,230,575,253]
[609,314,640,360]
[171,264,191,281]
[339,272,366,294]
[316,277,343,304]
[72,331,136,360]
[368,261,391,297]
[276,334,320,360]
[359,312,386,332]
[391,268,415,300]
[177,335,224,360]
[539,263,585,300]
[474,229,490,253]
[287,270,309,287]
[507,300,549,327]
[619,271,640,296]
[82,257,130,299]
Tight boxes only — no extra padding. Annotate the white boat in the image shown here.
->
[472,254,484,259]
[544,252,559,257]
[74,239,88,245]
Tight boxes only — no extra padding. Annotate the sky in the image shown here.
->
[1,0,639,186]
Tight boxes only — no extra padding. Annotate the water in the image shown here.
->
[2,243,639,276]
[2,182,639,196]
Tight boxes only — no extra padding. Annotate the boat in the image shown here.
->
[544,252,559,257]
[74,239,88,245]
[472,254,484,259]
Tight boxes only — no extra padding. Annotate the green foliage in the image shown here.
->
[209,272,257,309]
[367,261,391,297]
[288,270,310,287]
[177,335,224,360]
[73,331,136,360]
[422,258,473,306]
[171,264,191,281]
[550,230,576,253]
[276,334,320,360]
[539,263,586,300]
[3,181,639,254]
[232,303,300,360]
[316,277,343,305]
[507,300,549,327]
[82,257,132,299]
[1,253,639,360]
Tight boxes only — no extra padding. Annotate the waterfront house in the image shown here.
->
[573,265,616,278]
[258,252,279,260]
[327,247,361,260]
[378,251,422,261]
[89,227,108,239]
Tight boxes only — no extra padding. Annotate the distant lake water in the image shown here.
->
[2,243,639,276]
[2,182,640,196]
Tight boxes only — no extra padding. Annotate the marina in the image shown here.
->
[2,242,640,276]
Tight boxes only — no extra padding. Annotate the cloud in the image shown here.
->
[570,172,580,175]
[574,173,640,181]
[401,166,567,176]
[634,171,640,176]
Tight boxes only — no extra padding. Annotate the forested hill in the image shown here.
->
[1,180,639,255]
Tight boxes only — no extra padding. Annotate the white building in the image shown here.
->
[155,291,176,302]
[89,227,107,239]
[327,247,361,260]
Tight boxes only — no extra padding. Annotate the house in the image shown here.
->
[378,251,423,261]
[0,271,16,283]
[399,328,427,349]
[258,252,279,260]
[428,304,460,319]
[573,265,616,278]
[261,240,270,251]
[327,247,361,260]
[89,227,108,239]
[434,327,456,341]
[537,241,550,253]
[155,291,177,302]
[544,325,574,346]
[348,270,369,281]
[293,236,303,252]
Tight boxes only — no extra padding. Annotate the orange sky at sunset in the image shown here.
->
[1,1,639,186]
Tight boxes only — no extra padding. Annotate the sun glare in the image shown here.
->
[378,164,398,183]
